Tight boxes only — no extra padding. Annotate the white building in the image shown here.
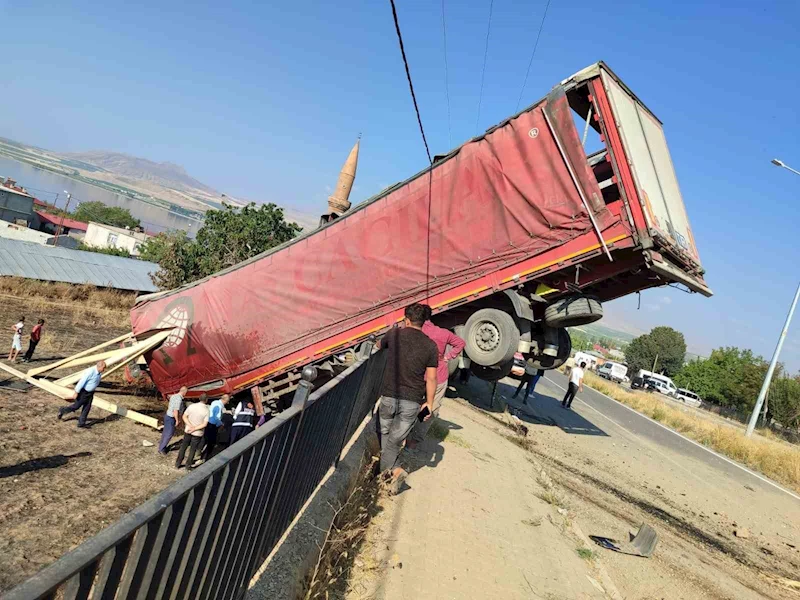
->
[84,223,151,256]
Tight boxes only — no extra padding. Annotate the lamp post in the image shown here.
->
[771,158,800,177]
[53,190,72,248]
[745,159,800,436]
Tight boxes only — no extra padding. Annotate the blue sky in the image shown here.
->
[1,0,799,371]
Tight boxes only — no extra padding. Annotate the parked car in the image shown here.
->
[511,352,526,377]
[645,378,677,397]
[676,388,702,407]
[597,361,628,383]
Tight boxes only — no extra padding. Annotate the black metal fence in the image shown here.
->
[4,349,388,600]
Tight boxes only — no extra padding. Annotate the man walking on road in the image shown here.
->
[58,360,106,427]
[159,386,187,455]
[377,303,438,494]
[562,361,586,410]
[407,305,465,448]
[175,394,210,470]
[22,319,44,363]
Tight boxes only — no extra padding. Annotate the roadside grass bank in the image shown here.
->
[582,372,800,493]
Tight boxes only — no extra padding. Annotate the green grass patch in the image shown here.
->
[576,547,595,561]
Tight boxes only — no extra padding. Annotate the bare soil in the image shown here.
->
[460,376,800,600]
[0,295,181,593]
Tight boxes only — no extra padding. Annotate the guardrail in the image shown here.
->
[4,348,387,600]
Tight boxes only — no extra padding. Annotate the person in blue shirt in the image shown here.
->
[202,393,230,461]
[58,360,107,427]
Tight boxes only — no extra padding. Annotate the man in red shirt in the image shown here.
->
[22,319,44,363]
[406,305,466,448]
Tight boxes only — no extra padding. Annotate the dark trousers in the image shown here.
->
[562,382,578,408]
[159,415,177,453]
[202,424,219,460]
[61,389,94,426]
[23,339,38,361]
[175,434,203,468]
[513,372,542,400]
[229,425,253,445]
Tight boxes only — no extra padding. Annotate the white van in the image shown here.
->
[573,352,599,370]
[597,361,628,383]
[646,374,677,397]
[676,389,702,407]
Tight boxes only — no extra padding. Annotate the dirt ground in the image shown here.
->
[0,295,181,593]
[471,376,800,600]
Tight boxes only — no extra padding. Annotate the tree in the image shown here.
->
[77,242,131,258]
[673,347,770,412]
[73,201,140,229]
[624,326,686,376]
[139,203,302,289]
[767,376,800,429]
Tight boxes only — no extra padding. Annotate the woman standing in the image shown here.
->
[8,316,24,362]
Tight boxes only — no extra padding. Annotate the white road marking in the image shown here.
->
[543,376,800,503]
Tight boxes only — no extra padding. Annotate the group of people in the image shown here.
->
[8,316,45,363]
[158,388,262,470]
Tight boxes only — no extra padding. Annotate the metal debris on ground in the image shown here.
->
[589,523,659,558]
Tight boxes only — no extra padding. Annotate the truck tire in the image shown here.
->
[464,309,520,367]
[544,295,603,328]
[470,360,514,382]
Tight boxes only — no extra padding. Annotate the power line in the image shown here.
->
[475,0,495,135]
[387,0,434,299]
[515,0,552,112]
[441,0,452,148]
[388,0,432,164]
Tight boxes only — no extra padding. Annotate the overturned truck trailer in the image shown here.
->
[131,62,711,401]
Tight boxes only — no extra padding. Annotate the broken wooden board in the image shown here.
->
[54,331,170,387]
[27,331,133,377]
[0,362,160,430]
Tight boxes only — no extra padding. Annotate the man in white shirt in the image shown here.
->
[58,360,106,427]
[562,361,586,410]
[175,394,210,470]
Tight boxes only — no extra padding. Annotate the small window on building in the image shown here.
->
[107,233,119,247]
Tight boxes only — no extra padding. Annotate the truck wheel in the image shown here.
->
[470,360,513,382]
[544,295,603,328]
[464,309,520,367]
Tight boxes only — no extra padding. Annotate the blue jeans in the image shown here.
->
[159,414,176,453]
[378,396,420,472]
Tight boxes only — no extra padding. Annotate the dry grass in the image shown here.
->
[583,372,800,493]
[0,277,135,329]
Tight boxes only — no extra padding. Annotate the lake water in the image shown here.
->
[0,156,203,235]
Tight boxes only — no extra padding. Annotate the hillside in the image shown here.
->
[0,136,317,229]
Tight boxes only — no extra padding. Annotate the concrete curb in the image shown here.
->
[246,412,380,600]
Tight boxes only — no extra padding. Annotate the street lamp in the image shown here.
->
[53,190,73,248]
[746,159,800,436]
[771,158,800,177]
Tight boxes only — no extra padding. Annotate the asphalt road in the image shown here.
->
[501,369,800,503]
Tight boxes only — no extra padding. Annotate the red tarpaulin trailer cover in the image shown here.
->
[131,92,619,394]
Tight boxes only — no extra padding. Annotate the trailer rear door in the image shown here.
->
[600,69,700,268]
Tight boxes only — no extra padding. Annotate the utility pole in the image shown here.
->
[53,191,72,248]
[746,282,800,437]
[651,353,659,373]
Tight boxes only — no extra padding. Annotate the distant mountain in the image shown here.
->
[0,136,320,229]
[63,151,219,196]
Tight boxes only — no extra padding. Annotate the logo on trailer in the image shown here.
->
[528,128,539,139]
[153,297,197,363]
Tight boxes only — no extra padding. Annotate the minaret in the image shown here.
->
[326,136,360,217]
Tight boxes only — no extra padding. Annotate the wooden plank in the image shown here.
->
[0,362,160,429]
[54,331,170,387]
[27,331,134,377]
[40,347,132,373]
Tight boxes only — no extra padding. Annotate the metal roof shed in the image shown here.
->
[0,237,159,292]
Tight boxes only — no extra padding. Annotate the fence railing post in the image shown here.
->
[335,337,377,467]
